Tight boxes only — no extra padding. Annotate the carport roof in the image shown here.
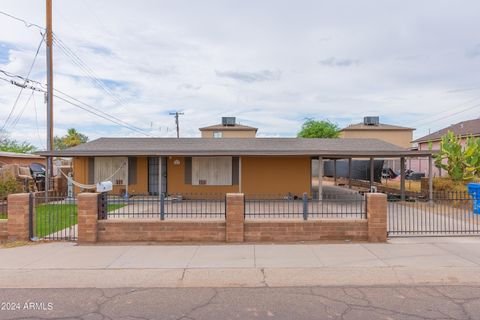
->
[37,137,432,158]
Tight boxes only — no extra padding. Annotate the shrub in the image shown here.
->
[0,174,22,200]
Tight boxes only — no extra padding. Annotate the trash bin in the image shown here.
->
[467,183,480,214]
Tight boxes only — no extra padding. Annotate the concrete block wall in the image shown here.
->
[97,220,226,242]
[7,193,30,242]
[75,192,389,244]
[0,220,7,242]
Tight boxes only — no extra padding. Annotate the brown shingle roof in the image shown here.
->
[199,124,258,131]
[413,118,480,143]
[341,123,414,131]
[36,137,431,158]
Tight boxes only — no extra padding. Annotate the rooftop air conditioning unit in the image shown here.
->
[364,116,380,126]
[222,117,236,126]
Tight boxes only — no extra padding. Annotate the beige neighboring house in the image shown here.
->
[199,117,257,138]
[340,116,414,171]
[340,116,414,149]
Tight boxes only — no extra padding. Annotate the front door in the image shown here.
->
[148,157,167,195]
[148,157,159,195]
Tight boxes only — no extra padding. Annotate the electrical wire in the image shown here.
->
[0,10,44,30]
[9,90,34,130]
[32,91,46,149]
[52,35,131,108]
[0,34,45,132]
[0,71,153,136]
[54,88,152,136]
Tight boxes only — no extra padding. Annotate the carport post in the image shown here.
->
[318,156,323,201]
[333,159,337,186]
[348,158,352,189]
[400,157,406,201]
[369,157,374,189]
[428,155,433,204]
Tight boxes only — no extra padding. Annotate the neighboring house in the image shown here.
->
[340,116,415,171]
[410,118,480,177]
[199,117,257,138]
[340,116,414,149]
[0,151,45,168]
[38,137,428,197]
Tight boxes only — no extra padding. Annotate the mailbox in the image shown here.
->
[96,181,113,193]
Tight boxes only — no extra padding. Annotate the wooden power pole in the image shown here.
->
[169,111,184,138]
[45,0,54,192]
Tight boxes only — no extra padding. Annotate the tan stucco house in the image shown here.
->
[37,117,429,198]
[340,116,414,149]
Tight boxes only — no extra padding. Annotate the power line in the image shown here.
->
[32,91,46,149]
[54,88,152,136]
[169,111,184,138]
[0,10,44,30]
[52,34,131,108]
[0,34,45,132]
[54,95,152,136]
[0,70,153,137]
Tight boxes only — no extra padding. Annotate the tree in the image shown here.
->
[297,119,340,138]
[0,137,36,154]
[54,128,88,150]
[433,131,480,181]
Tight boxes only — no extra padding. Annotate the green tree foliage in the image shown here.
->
[0,174,22,199]
[54,128,88,150]
[0,136,36,154]
[297,119,340,138]
[433,131,480,181]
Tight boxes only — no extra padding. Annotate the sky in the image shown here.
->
[0,0,480,147]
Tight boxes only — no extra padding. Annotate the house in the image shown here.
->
[340,116,415,172]
[410,118,480,176]
[37,119,430,197]
[340,116,414,149]
[199,117,257,138]
[0,151,45,168]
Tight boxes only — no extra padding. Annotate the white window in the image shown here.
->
[192,157,232,185]
[213,131,223,138]
[94,157,128,185]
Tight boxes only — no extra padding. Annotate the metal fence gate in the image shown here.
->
[387,191,480,237]
[29,192,78,241]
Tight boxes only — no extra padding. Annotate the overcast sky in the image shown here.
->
[1,0,480,147]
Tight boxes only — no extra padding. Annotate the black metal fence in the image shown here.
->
[103,193,226,219]
[244,192,366,219]
[31,191,77,241]
[387,191,480,236]
[0,199,7,219]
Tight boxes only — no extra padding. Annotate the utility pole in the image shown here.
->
[169,111,184,138]
[45,0,54,193]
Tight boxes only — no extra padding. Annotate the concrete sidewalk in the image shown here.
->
[2,238,480,288]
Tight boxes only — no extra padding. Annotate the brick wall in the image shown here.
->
[77,193,99,244]
[7,193,30,242]
[0,220,7,242]
[245,220,368,242]
[97,220,226,242]
[226,193,244,242]
[367,193,387,242]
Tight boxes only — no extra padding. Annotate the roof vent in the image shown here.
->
[222,117,236,126]
[364,116,379,126]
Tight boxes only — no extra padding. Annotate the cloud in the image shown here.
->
[466,43,480,58]
[215,70,281,83]
[318,57,359,67]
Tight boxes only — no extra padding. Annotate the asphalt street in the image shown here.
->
[1,285,480,320]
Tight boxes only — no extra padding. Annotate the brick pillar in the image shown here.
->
[226,193,244,243]
[77,193,99,244]
[366,193,387,242]
[7,193,31,242]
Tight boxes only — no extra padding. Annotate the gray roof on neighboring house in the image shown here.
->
[341,123,414,131]
[413,118,480,143]
[36,137,432,158]
[199,123,258,131]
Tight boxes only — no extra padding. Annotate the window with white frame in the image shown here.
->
[213,131,223,138]
[191,156,232,185]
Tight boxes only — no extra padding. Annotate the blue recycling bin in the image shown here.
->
[467,183,480,214]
